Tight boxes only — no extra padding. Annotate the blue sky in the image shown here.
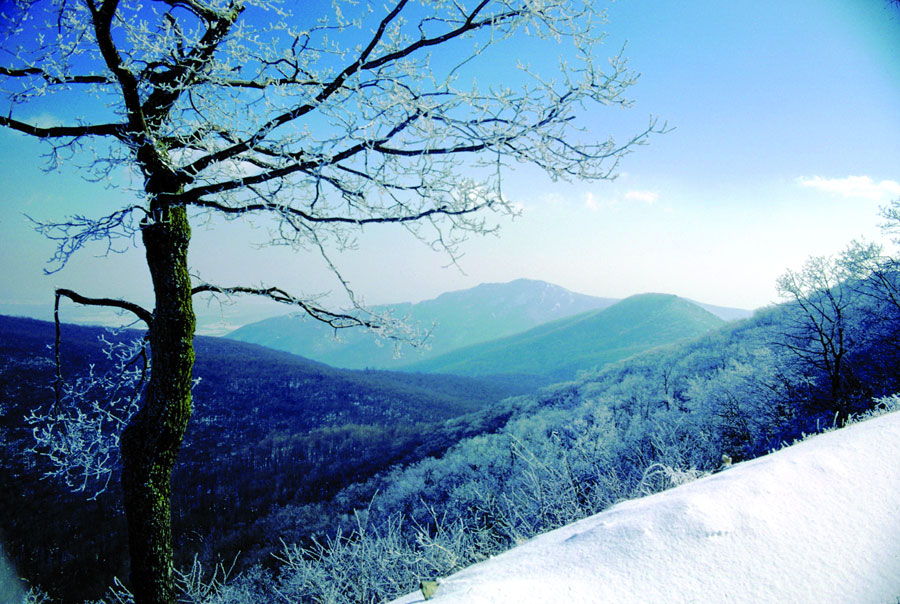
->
[1,0,899,332]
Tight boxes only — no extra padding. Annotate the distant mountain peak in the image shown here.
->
[227,280,617,370]
[226,281,750,372]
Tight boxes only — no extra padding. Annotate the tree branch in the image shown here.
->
[0,115,125,139]
[57,288,154,326]
[29,206,143,274]
[87,0,146,138]
[160,0,224,22]
[186,197,489,225]
[141,1,244,130]
[175,0,522,179]
[192,284,378,331]
[176,0,412,179]
[360,1,511,71]
[0,66,112,85]
[177,108,423,195]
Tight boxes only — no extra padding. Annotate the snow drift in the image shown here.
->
[391,412,900,604]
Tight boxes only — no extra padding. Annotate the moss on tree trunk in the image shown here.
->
[121,204,195,604]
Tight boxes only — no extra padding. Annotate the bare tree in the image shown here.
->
[840,240,900,332]
[836,209,900,375]
[776,255,862,418]
[0,1,661,602]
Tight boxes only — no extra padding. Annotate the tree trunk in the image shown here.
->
[121,204,195,604]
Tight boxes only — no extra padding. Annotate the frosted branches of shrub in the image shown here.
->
[85,511,483,604]
[19,587,51,604]
[847,393,900,423]
[871,393,900,414]
[638,463,709,496]
[24,334,148,499]
[265,403,719,604]
[168,556,273,604]
[273,509,482,604]
[76,559,270,604]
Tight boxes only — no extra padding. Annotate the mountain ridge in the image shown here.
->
[226,279,619,369]
[406,293,726,382]
[226,280,749,370]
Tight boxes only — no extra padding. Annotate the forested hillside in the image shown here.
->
[0,316,525,603]
[137,263,900,604]
[381,409,900,604]
[407,293,724,382]
[7,246,900,604]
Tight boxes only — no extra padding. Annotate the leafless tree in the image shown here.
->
[0,1,661,602]
[840,240,900,331]
[776,255,861,417]
[836,207,900,360]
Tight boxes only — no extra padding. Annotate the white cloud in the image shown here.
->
[0,113,62,139]
[624,190,659,204]
[797,175,900,201]
[584,191,617,211]
[540,192,566,205]
[582,190,659,212]
[29,113,63,129]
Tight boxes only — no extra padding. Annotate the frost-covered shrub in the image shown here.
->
[638,463,710,496]
[855,393,900,420]
[272,510,484,604]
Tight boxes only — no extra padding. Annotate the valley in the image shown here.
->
[4,274,899,604]
[1,282,736,602]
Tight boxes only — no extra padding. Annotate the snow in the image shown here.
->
[390,412,900,604]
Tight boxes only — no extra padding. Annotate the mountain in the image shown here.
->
[225,279,618,369]
[387,411,900,604]
[407,293,726,382]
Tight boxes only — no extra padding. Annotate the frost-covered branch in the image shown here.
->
[29,207,145,274]
[26,334,149,498]
[192,282,428,349]
[5,0,660,325]
[0,115,124,139]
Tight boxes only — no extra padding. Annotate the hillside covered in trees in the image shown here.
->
[0,316,526,602]
[406,293,725,382]
[6,231,900,603]
[2,290,727,602]
[382,407,900,604]
[169,249,900,603]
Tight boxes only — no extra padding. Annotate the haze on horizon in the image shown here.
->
[1,0,899,333]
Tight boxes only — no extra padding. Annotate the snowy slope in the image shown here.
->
[391,412,900,604]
